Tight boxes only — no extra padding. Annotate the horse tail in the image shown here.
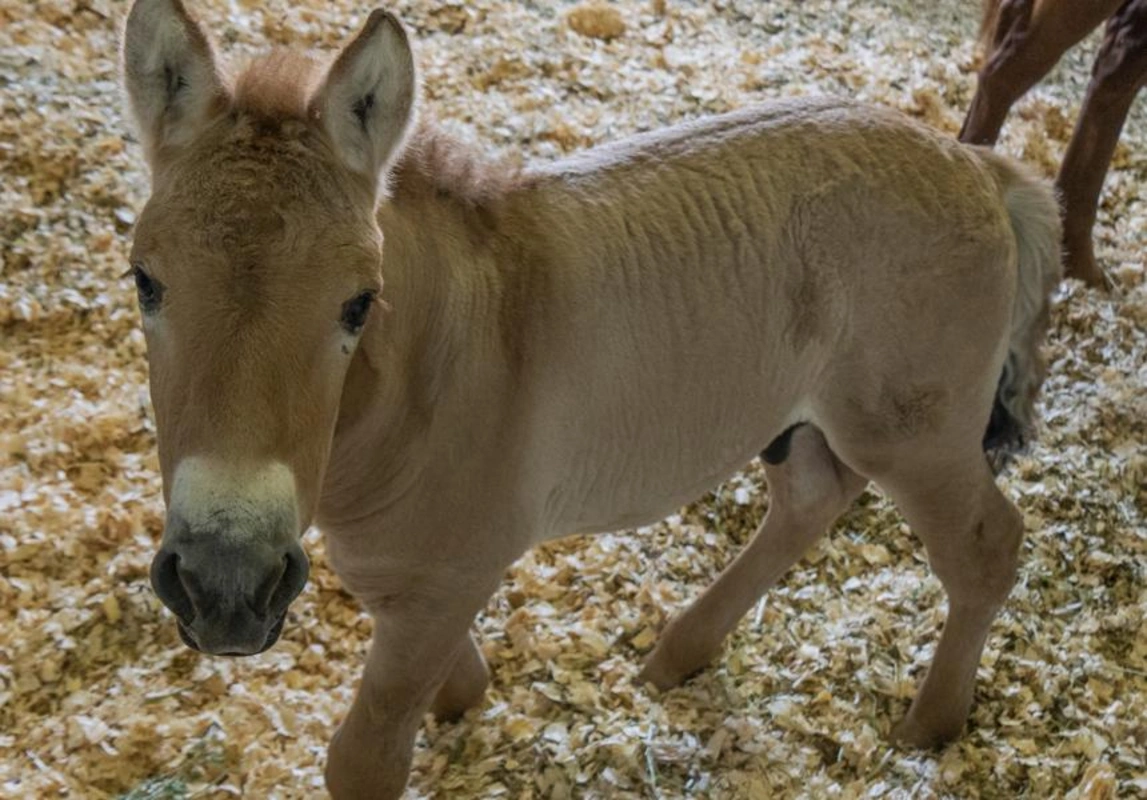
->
[979,150,1063,458]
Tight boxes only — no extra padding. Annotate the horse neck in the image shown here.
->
[319,170,528,526]
[318,135,677,531]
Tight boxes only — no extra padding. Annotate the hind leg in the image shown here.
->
[641,425,867,690]
[859,448,1024,747]
[959,0,1119,145]
[1056,0,1147,285]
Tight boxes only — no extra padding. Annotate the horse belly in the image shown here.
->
[545,326,807,536]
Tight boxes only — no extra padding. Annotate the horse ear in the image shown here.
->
[310,10,417,193]
[122,0,228,168]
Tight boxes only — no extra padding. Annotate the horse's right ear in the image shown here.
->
[122,0,228,168]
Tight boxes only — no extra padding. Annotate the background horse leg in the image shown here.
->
[640,425,867,690]
[1056,0,1147,285]
[959,0,1121,145]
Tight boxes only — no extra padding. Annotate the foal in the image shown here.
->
[961,0,1147,285]
[121,1,1061,797]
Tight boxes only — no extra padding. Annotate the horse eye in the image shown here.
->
[340,291,375,334]
[131,264,164,313]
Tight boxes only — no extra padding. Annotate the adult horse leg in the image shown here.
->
[959,0,1121,145]
[640,425,867,690]
[1056,0,1147,285]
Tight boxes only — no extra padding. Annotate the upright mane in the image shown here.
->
[231,51,525,210]
[389,118,527,210]
[233,50,322,122]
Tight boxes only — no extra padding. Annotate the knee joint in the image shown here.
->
[1093,8,1147,86]
[976,508,1024,596]
[992,0,1035,45]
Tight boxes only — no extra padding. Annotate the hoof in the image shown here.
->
[637,659,682,692]
[890,714,963,750]
[1063,247,1110,289]
[430,676,487,723]
[430,640,490,722]
[430,698,474,723]
[638,648,707,692]
[1070,265,1110,290]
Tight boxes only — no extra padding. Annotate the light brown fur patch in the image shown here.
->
[233,50,322,122]
[233,52,525,213]
[391,118,527,210]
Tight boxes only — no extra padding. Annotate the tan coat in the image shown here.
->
[122,3,1061,798]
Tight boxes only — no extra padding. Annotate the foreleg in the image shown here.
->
[324,576,498,800]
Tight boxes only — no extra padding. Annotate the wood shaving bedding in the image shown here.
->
[1,1,1143,797]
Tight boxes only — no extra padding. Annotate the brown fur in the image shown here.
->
[977,0,1005,55]
[392,118,527,207]
[961,0,1147,285]
[232,52,523,212]
[233,50,322,122]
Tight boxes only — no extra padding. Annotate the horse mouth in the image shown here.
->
[176,611,287,656]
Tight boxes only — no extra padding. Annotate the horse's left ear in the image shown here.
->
[311,9,417,194]
[122,0,229,169]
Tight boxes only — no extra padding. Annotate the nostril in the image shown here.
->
[250,555,288,614]
[268,547,309,616]
[151,550,196,623]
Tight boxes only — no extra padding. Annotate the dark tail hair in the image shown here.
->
[978,151,1062,460]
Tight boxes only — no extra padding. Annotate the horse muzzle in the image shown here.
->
[150,531,309,656]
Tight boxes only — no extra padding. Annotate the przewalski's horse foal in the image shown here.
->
[122,1,1061,796]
